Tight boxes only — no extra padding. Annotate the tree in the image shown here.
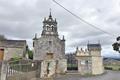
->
[26,45,33,60]
[28,50,33,60]
[112,36,120,53]
[0,35,7,40]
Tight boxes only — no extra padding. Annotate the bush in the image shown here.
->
[119,68,120,71]
[67,67,78,70]
[104,67,112,70]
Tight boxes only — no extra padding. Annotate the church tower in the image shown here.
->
[87,44,104,75]
[33,12,65,60]
[41,12,58,36]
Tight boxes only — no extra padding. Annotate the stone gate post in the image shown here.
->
[1,61,7,80]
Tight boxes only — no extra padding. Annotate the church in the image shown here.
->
[33,12,65,60]
[33,12,67,78]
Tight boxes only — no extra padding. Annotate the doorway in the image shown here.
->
[0,49,4,60]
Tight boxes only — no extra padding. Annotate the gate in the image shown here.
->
[5,60,41,80]
[66,54,78,71]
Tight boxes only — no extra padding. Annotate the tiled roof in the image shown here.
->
[87,44,101,49]
[0,40,26,48]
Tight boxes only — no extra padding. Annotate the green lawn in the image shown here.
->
[104,65,120,71]
[67,64,78,67]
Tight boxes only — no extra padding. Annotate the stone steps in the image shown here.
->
[66,70,80,74]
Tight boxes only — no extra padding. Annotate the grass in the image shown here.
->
[67,64,78,67]
[104,65,120,71]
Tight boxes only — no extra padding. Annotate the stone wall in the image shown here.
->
[90,50,101,56]
[40,59,67,78]
[40,60,56,78]
[77,56,92,75]
[56,59,67,74]
[33,36,65,60]
[1,60,41,80]
[7,71,36,80]
[0,61,7,80]
[91,56,104,75]
[3,47,25,60]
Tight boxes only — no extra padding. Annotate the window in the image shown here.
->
[46,53,53,59]
[81,60,85,65]
[85,60,88,64]
[52,26,54,31]
[49,41,52,45]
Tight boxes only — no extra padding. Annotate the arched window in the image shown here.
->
[52,26,54,31]
[49,41,52,45]
[46,26,49,31]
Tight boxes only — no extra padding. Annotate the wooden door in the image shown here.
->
[46,53,53,59]
[0,49,4,60]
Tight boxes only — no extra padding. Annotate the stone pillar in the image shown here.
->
[77,59,81,73]
[56,59,67,74]
[1,61,7,80]
[40,60,56,78]
[91,56,104,75]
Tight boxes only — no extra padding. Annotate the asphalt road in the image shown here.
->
[54,70,120,80]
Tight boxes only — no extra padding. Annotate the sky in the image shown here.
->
[0,0,120,58]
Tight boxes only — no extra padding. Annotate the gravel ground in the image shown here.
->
[53,70,120,80]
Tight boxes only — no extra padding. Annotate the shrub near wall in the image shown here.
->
[104,65,120,71]
[104,67,112,70]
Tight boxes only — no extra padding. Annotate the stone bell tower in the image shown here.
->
[41,12,58,36]
[33,11,65,60]
[87,43,104,75]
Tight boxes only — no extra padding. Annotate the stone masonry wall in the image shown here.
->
[92,56,104,75]
[34,36,65,60]
[77,56,92,75]
[40,60,56,78]
[56,59,67,74]
[4,47,24,60]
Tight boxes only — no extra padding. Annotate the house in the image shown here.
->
[75,44,104,75]
[0,40,27,61]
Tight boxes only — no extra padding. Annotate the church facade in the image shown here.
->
[33,12,65,60]
[33,12,67,78]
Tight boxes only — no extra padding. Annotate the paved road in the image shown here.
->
[54,70,120,80]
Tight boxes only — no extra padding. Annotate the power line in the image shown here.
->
[52,0,116,37]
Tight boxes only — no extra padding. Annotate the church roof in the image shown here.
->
[0,40,26,48]
[43,11,57,24]
[87,44,101,49]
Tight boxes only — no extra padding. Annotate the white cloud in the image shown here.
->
[0,0,120,58]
